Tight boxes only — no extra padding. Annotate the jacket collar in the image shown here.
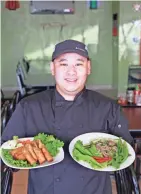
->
[54,87,87,106]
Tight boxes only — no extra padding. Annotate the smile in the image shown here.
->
[65,79,77,82]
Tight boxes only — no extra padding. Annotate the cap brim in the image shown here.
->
[52,49,89,61]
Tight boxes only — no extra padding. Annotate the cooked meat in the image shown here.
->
[112,146,117,152]
[94,139,118,157]
[100,145,111,151]
[101,151,109,157]
[108,140,116,146]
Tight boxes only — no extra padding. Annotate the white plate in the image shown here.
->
[0,137,64,169]
[69,132,136,172]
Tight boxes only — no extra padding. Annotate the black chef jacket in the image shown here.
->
[2,88,133,194]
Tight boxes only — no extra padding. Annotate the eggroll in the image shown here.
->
[31,141,38,148]
[25,144,38,161]
[14,152,26,160]
[23,147,36,165]
[33,147,46,164]
[42,147,53,162]
[37,139,44,149]
[10,146,24,157]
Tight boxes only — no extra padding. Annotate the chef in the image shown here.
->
[2,39,133,194]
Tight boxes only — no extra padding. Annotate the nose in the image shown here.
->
[66,65,76,76]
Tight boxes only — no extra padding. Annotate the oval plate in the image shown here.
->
[1,137,64,170]
[69,132,135,172]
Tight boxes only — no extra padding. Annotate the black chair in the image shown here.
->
[1,165,13,194]
[134,139,141,181]
[1,101,9,117]
[22,57,30,75]
[1,101,10,134]
[1,100,13,194]
[9,90,21,116]
[1,89,4,101]
[16,62,50,97]
[128,65,141,86]
[114,137,141,194]
[115,165,140,194]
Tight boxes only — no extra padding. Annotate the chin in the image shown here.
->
[65,87,82,94]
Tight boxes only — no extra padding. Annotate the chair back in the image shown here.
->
[128,65,141,86]
[9,91,21,116]
[1,101,10,134]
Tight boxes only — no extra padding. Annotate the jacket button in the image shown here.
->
[56,178,60,182]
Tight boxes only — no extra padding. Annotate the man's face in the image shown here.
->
[50,53,91,97]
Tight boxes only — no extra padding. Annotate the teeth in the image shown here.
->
[66,79,76,82]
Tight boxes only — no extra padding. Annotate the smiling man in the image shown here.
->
[50,40,91,101]
[2,40,133,194]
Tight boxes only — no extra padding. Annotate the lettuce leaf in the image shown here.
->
[34,133,64,156]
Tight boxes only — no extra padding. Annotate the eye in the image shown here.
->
[75,63,83,66]
[60,63,68,66]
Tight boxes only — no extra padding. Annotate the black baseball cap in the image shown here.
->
[52,39,89,61]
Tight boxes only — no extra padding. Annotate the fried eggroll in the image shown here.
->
[35,139,53,162]
[25,144,37,161]
[33,147,46,164]
[10,146,24,157]
[23,148,36,165]
[14,152,26,160]
[31,141,38,148]
[37,139,44,149]
[42,147,53,162]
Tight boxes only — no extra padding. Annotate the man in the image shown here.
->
[2,40,133,194]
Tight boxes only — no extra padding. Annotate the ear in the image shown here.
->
[50,62,55,76]
[87,60,91,75]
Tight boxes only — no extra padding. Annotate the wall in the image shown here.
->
[2,1,140,95]
[1,1,113,89]
[118,1,141,94]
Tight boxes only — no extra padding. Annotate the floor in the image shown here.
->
[11,170,141,194]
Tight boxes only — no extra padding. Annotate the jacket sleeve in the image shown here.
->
[1,101,27,144]
[107,102,134,144]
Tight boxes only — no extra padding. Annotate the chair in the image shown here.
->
[1,101,10,134]
[1,101,13,194]
[16,62,51,97]
[127,65,141,86]
[1,89,4,100]
[134,139,141,181]
[9,91,21,116]
[1,165,13,194]
[114,136,141,194]
[22,57,30,76]
[115,165,140,194]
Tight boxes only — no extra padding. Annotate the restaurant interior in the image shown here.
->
[1,1,141,194]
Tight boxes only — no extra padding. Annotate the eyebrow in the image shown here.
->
[58,58,85,62]
[77,59,84,62]
[58,59,67,62]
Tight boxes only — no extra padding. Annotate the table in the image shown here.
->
[123,107,141,130]
[122,107,141,138]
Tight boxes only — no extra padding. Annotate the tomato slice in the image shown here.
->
[92,156,112,163]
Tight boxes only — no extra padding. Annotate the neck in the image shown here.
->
[56,85,84,101]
